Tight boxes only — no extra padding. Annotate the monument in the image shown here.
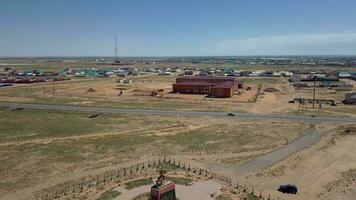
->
[150,170,176,200]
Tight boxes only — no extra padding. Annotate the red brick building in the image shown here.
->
[172,76,243,98]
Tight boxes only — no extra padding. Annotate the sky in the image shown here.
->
[1,0,356,57]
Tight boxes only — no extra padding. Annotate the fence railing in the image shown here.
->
[34,156,281,200]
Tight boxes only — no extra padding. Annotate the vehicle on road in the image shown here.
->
[227,113,236,116]
[278,184,298,194]
[11,107,24,111]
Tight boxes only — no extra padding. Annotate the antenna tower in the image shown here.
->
[114,34,118,58]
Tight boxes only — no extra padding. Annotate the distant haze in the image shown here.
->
[1,0,356,57]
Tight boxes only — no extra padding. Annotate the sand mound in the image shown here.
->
[86,88,97,92]
[264,87,280,92]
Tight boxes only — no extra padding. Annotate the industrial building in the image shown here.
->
[172,76,243,98]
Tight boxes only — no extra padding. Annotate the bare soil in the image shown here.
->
[239,124,356,200]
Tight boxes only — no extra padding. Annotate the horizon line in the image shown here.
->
[1,54,356,59]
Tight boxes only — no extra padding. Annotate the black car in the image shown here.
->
[278,184,298,194]
[227,113,236,116]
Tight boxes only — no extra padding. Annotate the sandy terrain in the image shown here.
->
[240,124,356,200]
[1,72,355,199]
[0,75,290,114]
[0,107,311,200]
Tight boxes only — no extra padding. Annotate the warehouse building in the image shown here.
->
[172,76,243,98]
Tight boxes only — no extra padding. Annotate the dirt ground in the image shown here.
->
[1,74,354,116]
[1,68,356,199]
[238,124,356,200]
[0,75,294,113]
[0,107,311,200]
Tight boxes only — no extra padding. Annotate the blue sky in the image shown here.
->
[1,0,356,56]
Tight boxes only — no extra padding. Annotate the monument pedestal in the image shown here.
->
[150,181,176,200]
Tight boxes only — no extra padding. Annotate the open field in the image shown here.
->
[0,107,312,199]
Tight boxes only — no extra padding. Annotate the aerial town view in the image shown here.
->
[0,1,356,200]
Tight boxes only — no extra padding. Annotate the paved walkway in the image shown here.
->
[114,180,222,200]
[235,129,327,174]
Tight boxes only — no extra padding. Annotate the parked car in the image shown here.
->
[278,184,298,194]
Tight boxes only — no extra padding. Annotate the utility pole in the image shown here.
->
[312,76,316,109]
[52,78,56,101]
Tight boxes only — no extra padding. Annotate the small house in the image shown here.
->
[339,72,352,78]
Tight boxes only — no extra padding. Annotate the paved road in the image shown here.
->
[0,102,355,123]
[235,129,326,174]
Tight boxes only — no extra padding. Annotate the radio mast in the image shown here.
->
[114,34,118,59]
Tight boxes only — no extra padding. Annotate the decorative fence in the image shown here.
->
[34,156,282,200]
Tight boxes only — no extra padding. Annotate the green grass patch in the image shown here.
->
[154,162,182,172]
[165,124,256,153]
[167,177,192,185]
[124,178,153,190]
[96,190,121,200]
[0,108,173,142]
[0,108,109,139]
